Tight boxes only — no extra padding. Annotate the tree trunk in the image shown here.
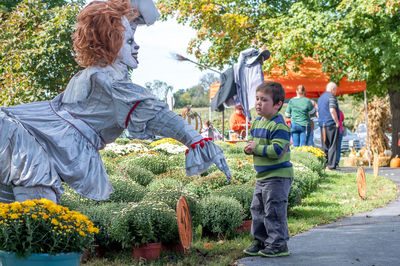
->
[388,82,400,158]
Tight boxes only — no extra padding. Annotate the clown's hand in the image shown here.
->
[212,154,231,183]
[185,138,231,183]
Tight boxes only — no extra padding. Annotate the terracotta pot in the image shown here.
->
[133,243,162,260]
[162,243,184,253]
[81,245,104,263]
[235,220,252,232]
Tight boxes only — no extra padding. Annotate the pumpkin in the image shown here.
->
[390,155,400,168]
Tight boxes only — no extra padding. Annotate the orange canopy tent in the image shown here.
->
[209,57,366,100]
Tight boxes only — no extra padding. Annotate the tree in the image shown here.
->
[145,80,174,101]
[0,0,82,106]
[0,0,83,12]
[199,72,218,91]
[159,0,400,156]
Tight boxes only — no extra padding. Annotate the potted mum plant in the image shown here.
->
[0,199,99,265]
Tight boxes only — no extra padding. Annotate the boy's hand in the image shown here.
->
[244,141,256,155]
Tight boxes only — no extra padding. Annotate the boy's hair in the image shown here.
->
[256,81,285,111]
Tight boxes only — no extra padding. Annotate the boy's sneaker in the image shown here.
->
[258,244,290,257]
[243,240,264,256]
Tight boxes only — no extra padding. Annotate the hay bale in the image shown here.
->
[344,157,359,167]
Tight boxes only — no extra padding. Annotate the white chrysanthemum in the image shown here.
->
[150,143,186,154]
[104,143,148,155]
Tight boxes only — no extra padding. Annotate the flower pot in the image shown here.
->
[235,220,252,232]
[162,243,184,253]
[0,251,82,266]
[132,242,162,260]
[81,244,104,263]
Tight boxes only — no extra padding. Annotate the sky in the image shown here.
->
[131,20,214,91]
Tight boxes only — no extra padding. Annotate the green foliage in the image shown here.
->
[0,0,82,106]
[211,184,254,220]
[0,0,84,12]
[142,187,201,227]
[147,177,181,191]
[199,195,245,237]
[60,184,98,210]
[100,150,118,159]
[227,158,256,184]
[185,172,233,197]
[291,150,325,176]
[107,175,147,203]
[155,169,189,185]
[114,138,131,145]
[130,153,171,175]
[111,201,178,247]
[288,164,322,208]
[102,158,118,175]
[77,202,125,249]
[119,165,155,187]
[110,203,155,248]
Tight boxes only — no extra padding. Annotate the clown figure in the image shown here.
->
[0,0,230,204]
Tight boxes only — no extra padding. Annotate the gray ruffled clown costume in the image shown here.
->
[0,0,231,203]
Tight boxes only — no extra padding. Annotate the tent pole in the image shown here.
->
[245,116,249,140]
[364,90,371,167]
[222,110,225,140]
[209,100,211,121]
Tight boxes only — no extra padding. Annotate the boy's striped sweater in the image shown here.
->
[249,114,293,180]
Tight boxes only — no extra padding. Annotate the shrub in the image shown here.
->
[110,203,154,248]
[215,141,244,154]
[211,184,254,220]
[78,202,125,249]
[111,201,178,247]
[291,150,325,176]
[147,177,181,191]
[107,175,147,203]
[199,195,245,237]
[130,153,171,175]
[60,184,98,211]
[156,169,188,185]
[228,158,256,184]
[288,163,322,208]
[142,187,201,227]
[119,165,155,187]
[185,172,235,197]
[99,149,118,159]
[115,138,131,145]
[102,158,118,175]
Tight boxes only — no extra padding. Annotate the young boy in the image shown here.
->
[243,81,293,257]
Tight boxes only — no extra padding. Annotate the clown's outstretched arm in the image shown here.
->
[144,108,231,182]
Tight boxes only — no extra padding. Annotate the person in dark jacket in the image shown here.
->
[317,82,340,170]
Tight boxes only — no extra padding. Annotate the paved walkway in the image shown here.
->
[237,167,400,266]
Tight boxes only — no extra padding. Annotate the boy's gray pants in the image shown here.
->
[250,177,293,249]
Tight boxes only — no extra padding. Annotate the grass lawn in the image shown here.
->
[85,170,398,266]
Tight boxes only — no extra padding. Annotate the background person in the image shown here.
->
[336,109,344,167]
[284,85,316,147]
[306,99,319,146]
[229,105,251,139]
[317,82,340,170]
[201,120,222,141]
[243,81,293,258]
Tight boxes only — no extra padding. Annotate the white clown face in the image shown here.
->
[118,16,139,69]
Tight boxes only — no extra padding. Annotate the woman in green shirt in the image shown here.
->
[285,85,316,147]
